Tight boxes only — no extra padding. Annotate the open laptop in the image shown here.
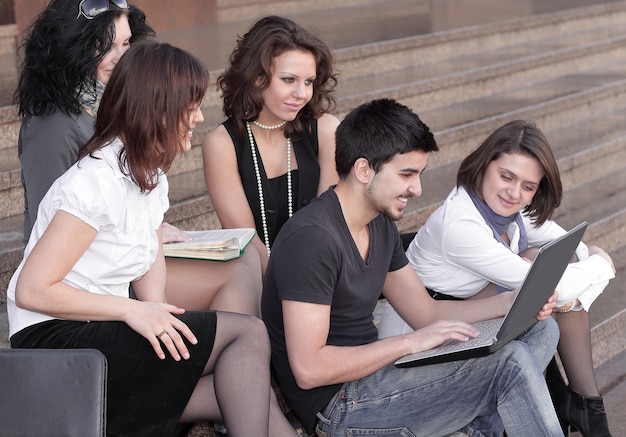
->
[395,221,588,368]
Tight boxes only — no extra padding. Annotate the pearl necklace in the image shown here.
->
[246,121,292,255]
[253,120,286,130]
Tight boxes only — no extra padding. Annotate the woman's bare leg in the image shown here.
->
[165,245,262,316]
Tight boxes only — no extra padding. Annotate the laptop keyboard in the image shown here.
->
[436,317,504,353]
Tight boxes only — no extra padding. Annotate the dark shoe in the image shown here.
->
[545,357,612,437]
[564,389,612,437]
[553,387,613,437]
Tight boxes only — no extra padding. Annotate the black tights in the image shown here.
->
[182,312,295,436]
[554,309,601,396]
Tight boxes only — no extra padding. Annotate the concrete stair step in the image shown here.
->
[335,26,626,115]
[422,60,626,132]
[338,36,626,109]
[0,144,18,171]
[422,76,626,170]
[0,213,22,303]
[330,1,626,80]
[589,244,626,328]
[0,104,18,150]
[215,0,428,25]
[555,174,626,253]
[0,24,17,108]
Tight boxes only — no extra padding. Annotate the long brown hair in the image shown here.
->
[457,120,562,226]
[218,15,337,141]
[79,41,209,192]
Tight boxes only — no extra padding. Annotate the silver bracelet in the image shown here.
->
[555,300,583,313]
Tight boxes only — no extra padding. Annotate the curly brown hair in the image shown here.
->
[218,15,337,141]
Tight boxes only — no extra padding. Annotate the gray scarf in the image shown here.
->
[467,187,528,293]
[77,80,106,116]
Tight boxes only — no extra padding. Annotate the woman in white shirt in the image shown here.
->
[7,41,294,436]
[379,120,615,437]
[16,0,262,319]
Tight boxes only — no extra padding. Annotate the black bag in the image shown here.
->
[0,348,107,437]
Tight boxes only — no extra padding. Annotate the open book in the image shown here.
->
[163,228,256,261]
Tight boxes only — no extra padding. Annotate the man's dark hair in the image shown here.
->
[335,98,438,177]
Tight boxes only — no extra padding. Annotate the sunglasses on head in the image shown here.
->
[77,0,129,20]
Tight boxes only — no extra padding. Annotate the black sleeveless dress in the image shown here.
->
[223,118,321,247]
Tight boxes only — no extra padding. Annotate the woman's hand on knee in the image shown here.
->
[125,300,198,360]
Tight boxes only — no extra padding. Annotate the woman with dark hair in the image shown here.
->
[379,120,616,437]
[203,15,340,272]
[15,0,263,317]
[8,40,295,436]
[16,0,154,241]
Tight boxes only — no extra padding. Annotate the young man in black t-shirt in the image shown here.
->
[262,99,563,437]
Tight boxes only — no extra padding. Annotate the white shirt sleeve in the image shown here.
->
[440,216,533,290]
[51,166,126,231]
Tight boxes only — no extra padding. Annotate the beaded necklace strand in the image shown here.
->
[245,121,293,255]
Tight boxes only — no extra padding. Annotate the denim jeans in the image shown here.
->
[315,317,563,437]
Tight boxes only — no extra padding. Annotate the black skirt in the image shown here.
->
[11,311,217,437]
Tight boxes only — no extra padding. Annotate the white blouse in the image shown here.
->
[8,139,169,337]
[405,186,613,308]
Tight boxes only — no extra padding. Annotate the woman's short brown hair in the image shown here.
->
[457,120,562,226]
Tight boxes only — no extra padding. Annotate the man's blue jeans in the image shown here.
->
[315,317,563,437]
